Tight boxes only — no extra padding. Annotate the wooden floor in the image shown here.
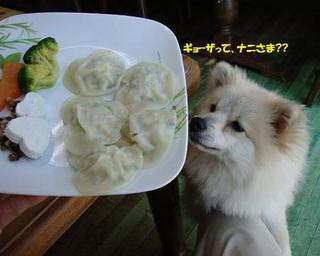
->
[46,3,320,256]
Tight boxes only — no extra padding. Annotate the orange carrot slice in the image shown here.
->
[0,61,24,111]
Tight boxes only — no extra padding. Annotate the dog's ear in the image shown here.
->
[208,61,245,91]
[208,61,233,88]
[270,100,298,136]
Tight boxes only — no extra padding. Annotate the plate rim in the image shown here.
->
[0,12,189,196]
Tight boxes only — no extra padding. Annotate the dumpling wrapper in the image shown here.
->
[61,96,128,144]
[67,150,99,172]
[73,145,143,195]
[116,62,176,112]
[76,99,128,141]
[63,124,106,156]
[64,49,125,96]
[61,96,98,125]
[129,109,177,168]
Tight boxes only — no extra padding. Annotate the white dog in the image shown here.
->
[184,62,309,256]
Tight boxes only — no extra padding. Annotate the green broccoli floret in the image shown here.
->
[18,37,59,93]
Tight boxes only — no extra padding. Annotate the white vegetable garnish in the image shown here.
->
[5,117,51,159]
[15,92,46,118]
[116,62,176,112]
[5,92,51,159]
[129,109,177,168]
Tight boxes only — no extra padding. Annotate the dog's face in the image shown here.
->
[189,89,256,162]
[188,62,307,175]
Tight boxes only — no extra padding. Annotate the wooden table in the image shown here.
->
[0,7,199,255]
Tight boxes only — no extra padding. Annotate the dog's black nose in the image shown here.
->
[189,117,207,132]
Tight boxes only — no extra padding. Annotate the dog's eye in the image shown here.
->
[210,104,216,112]
[231,121,244,132]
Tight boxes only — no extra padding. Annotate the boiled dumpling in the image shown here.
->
[61,96,128,143]
[73,145,143,195]
[66,150,99,172]
[61,96,98,125]
[116,62,176,112]
[61,56,179,194]
[64,49,125,96]
[76,99,128,141]
[129,109,177,168]
[63,124,106,156]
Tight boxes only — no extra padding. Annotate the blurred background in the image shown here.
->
[1,0,319,77]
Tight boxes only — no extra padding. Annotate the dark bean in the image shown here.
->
[4,139,11,147]
[8,101,17,107]
[8,153,18,161]
[17,149,24,157]
[10,145,21,155]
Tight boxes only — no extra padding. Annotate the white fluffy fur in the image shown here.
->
[185,61,309,256]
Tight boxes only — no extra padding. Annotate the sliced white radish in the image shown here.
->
[5,117,51,159]
[16,92,46,118]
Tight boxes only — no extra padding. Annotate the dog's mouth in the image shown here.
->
[189,132,219,151]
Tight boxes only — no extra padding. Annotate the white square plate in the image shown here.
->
[0,13,188,196]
